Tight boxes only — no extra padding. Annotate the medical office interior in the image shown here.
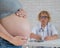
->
[20,0,60,48]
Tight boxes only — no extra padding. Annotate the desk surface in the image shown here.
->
[25,39,60,47]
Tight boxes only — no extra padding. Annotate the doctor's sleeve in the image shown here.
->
[51,25,58,35]
[31,27,37,34]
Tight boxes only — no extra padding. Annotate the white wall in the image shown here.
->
[20,0,60,36]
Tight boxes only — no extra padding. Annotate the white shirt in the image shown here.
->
[31,22,58,40]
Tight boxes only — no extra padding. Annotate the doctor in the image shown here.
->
[30,11,58,48]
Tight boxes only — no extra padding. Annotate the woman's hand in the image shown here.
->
[12,36,27,46]
[15,9,27,18]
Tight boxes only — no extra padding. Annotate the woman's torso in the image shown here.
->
[1,14,31,37]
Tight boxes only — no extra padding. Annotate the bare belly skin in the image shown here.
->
[1,14,31,38]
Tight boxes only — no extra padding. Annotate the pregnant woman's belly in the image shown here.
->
[1,14,31,37]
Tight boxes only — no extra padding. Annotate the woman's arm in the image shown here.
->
[0,24,27,46]
[0,24,13,42]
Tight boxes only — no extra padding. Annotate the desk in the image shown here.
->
[23,39,60,48]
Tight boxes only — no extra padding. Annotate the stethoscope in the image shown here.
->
[36,23,52,40]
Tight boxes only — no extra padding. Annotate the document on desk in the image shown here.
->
[26,39,60,47]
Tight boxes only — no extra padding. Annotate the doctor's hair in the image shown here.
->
[38,10,51,22]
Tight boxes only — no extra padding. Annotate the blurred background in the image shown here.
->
[19,0,60,38]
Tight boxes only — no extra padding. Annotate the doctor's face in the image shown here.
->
[40,13,49,25]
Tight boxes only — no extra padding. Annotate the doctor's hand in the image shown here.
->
[12,36,27,46]
[30,33,42,40]
[44,36,52,41]
[44,35,58,41]
[45,36,53,41]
